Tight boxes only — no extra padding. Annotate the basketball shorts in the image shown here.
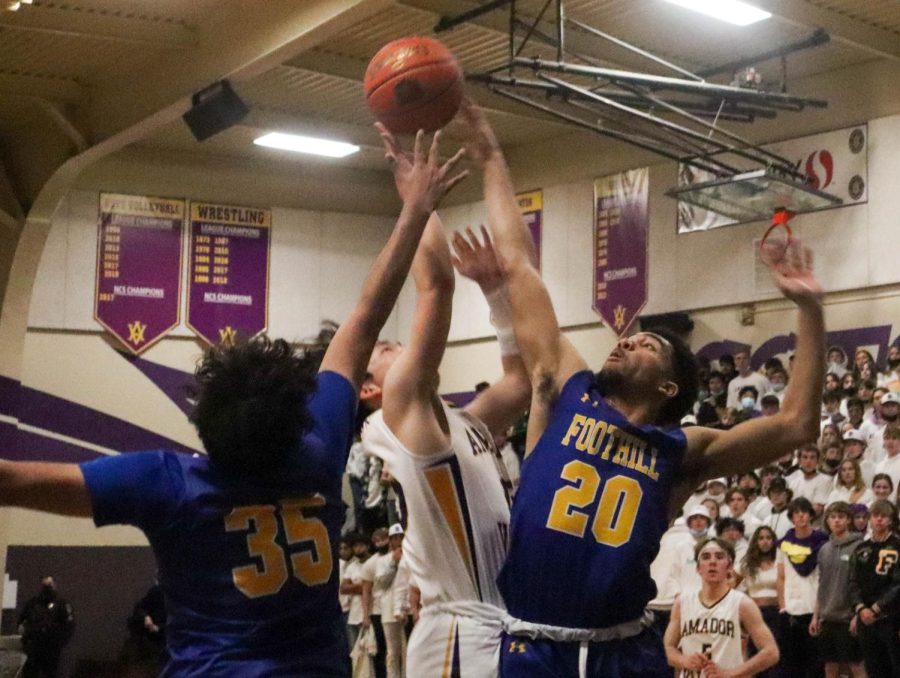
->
[407,604,503,678]
[500,624,670,678]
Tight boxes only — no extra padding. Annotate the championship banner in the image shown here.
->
[678,124,868,232]
[593,169,649,336]
[187,202,271,347]
[94,193,185,355]
[516,189,543,269]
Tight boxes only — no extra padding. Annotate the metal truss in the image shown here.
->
[437,0,831,180]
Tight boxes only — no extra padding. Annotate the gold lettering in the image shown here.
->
[561,414,586,446]
[586,420,608,455]
[600,425,618,460]
[611,438,631,466]
[634,442,652,476]
[646,448,660,481]
[575,418,596,451]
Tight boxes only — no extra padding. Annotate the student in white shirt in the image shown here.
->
[787,444,832,517]
[826,459,875,507]
[873,424,900,492]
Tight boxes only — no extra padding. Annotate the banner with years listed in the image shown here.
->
[94,193,184,355]
[593,169,649,336]
[187,202,271,347]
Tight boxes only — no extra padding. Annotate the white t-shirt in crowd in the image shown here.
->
[777,548,819,616]
[727,372,771,410]
[344,557,367,625]
[361,551,399,618]
[786,471,832,507]
[826,485,875,507]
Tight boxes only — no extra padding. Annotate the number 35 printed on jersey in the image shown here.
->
[546,460,642,546]
[225,497,332,598]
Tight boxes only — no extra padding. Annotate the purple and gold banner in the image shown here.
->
[94,193,184,355]
[516,189,543,270]
[593,169,649,336]
[187,202,271,346]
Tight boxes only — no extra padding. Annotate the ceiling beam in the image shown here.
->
[0,3,196,49]
[88,0,393,142]
[753,0,900,62]
[0,73,85,104]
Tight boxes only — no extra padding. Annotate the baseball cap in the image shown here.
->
[843,429,866,444]
[388,523,404,537]
[687,505,711,521]
[880,391,900,405]
[707,477,728,488]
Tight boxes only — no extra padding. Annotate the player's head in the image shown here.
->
[596,328,698,427]
[366,340,403,388]
[694,537,735,583]
[190,334,317,476]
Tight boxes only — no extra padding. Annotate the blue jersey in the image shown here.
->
[498,371,686,629]
[80,371,356,677]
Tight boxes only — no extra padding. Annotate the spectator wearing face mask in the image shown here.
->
[727,350,770,410]
[649,505,712,638]
[768,368,788,403]
[733,385,762,425]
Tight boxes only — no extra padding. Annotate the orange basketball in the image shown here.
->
[364,36,463,134]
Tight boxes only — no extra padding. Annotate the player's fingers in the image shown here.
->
[450,255,463,271]
[803,245,813,271]
[465,226,480,249]
[413,129,425,165]
[443,169,469,194]
[479,225,494,249]
[787,238,804,272]
[428,129,442,166]
[441,147,466,175]
[375,123,400,157]
[451,230,474,256]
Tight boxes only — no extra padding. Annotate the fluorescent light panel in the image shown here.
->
[253,132,359,158]
[662,0,771,26]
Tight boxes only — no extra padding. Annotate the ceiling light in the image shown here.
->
[662,0,771,26]
[4,0,33,10]
[253,132,360,158]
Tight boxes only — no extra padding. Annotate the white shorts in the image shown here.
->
[407,602,504,678]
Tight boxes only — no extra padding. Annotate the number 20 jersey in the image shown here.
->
[497,370,687,629]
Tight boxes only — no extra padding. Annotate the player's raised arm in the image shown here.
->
[682,239,824,480]
[380,207,454,436]
[0,460,92,517]
[451,226,531,437]
[459,100,586,399]
[319,127,467,391]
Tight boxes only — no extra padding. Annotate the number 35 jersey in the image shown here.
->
[498,370,686,629]
[363,403,511,610]
[80,371,356,677]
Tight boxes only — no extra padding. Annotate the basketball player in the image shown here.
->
[0,129,467,676]
[664,538,778,677]
[361,125,530,676]
[460,99,825,676]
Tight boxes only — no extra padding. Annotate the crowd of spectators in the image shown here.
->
[655,343,900,677]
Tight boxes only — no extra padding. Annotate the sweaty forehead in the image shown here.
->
[632,331,670,350]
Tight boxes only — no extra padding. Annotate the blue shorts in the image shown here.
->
[500,625,671,678]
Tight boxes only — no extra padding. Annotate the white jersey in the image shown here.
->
[362,404,511,610]
[678,588,745,678]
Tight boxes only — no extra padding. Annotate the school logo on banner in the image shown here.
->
[593,169,649,336]
[678,124,868,233]
[186,202,271,346]
[94,193,184,354]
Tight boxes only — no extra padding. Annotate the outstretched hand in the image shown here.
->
[458,97,502,166]
[763,237,823,305]
[376,123,468,213]
[451,225,503,293]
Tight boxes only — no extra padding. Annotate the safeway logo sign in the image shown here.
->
[804,149,834,190]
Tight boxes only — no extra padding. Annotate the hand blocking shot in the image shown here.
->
[459,99,825,678]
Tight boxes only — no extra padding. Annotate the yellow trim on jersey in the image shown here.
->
[424,465,477,590]
[441,617,458,678]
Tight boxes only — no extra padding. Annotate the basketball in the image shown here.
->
[364,36,463,134]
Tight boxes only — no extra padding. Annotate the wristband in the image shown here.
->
[485,287,519,356]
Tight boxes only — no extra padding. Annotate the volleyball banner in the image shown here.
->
[94,193,184,355]
[516,189,543,270]
[593,169,649,336]
[187,202,271,347]
[678,124,868,233]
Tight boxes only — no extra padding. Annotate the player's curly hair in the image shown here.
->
[650,327,699,427]
[189,334,318,476]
